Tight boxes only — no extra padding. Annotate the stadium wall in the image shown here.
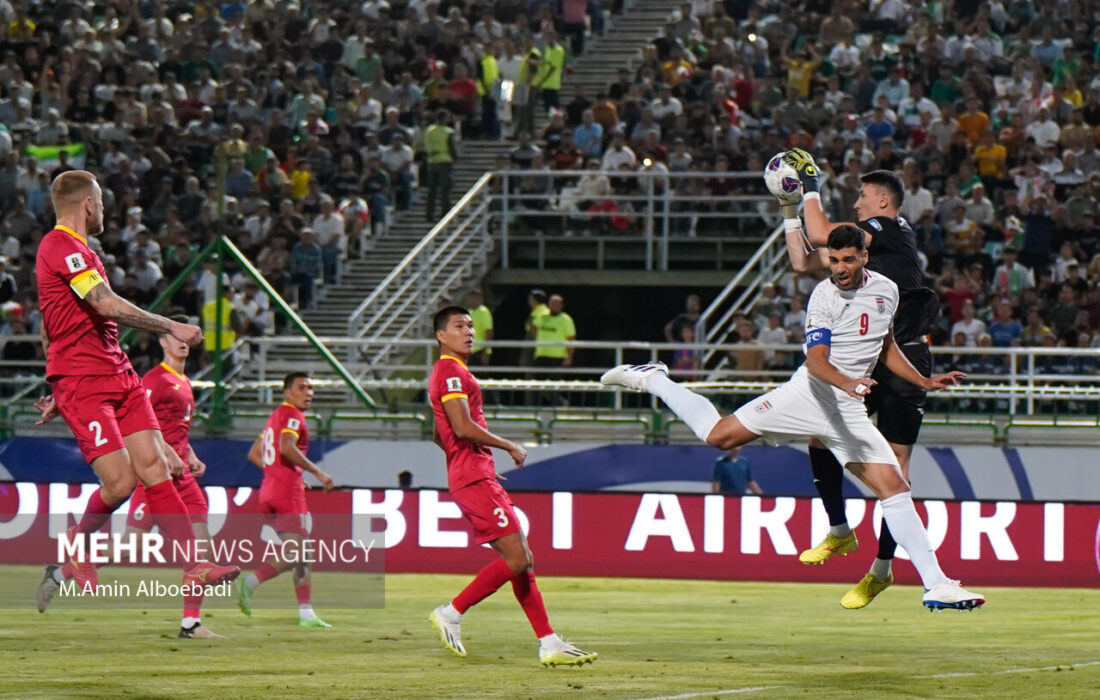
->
[1,437,1098,503]
[1,484,1097,587]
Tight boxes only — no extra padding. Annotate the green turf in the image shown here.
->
[2,567,1099,698]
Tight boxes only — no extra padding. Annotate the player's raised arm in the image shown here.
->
[783,148,845,247]
[770,157,828,272]
[442,396,527,466]
[278,430,335,491]
[84,283,203,346]
[784,227,828,272]
[880,328,967,391]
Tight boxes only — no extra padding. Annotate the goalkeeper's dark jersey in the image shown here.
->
[858,215,939,343]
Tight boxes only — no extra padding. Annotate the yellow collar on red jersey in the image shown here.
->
[55,224,86,244]
[159,361,186,379]
[440,354,467,368]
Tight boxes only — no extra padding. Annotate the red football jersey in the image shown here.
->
[428,354,495,491]
[36,226,131,381]
[259,403,308,494]
[142,362,194,463]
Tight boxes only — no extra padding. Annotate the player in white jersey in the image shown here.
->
[601,225,985,611]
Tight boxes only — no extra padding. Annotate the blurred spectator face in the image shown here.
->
[961,300,975,320]
[953,331,967,347]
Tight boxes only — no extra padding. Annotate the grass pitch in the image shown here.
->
[1,567,1098,698]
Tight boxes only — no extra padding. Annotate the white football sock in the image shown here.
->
[244,574,259,590]
[869,557,892,580]
[298,604,316,621]
[829,524,852,538]
[880,492,949,590]
[182,616,200,629]
[538,633,564,649]
[442,602,462,621]
[51,567,65,585]
[646,373,722,442]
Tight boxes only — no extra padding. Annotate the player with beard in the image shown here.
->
[777,150,943,608]
[34,171,239,616]
[601,225,984,612]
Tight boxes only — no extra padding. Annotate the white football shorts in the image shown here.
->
[733,366,899,467]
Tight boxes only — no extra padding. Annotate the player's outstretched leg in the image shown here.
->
[848,464,984,611]
[602,363,752,448]
[800,444,859,565]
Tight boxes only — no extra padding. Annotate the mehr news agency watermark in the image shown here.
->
[55,530,377,599]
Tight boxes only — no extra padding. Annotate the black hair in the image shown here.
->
[433,305,469,333]
[283,371,309,390]
[827,224,867,252]
[860,169,904,209]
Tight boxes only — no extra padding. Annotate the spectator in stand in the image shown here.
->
[424,109,456,222]
[312,195,345,284]
[664,294,702,343]
[235,280,270,337]
[988,300,1024,347]
[951,299,986,348]
[466,288,494,367]
[290,228,323,311]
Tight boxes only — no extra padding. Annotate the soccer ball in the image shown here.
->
[764,152,802,198]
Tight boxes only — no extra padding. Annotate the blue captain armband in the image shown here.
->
[805,328,831,348]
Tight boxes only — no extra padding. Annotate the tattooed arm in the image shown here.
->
[84,283,204,345]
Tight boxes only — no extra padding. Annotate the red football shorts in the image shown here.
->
[125,476,209,531]
[260,488,311,536]
[451,478,521,544]
[52,370,160,464]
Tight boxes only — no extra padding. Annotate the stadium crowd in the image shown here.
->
[0,0,601,364]
[533,0,1100,380]
[0,0,1097,392]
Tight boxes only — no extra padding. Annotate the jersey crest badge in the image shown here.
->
[446,377,462,392]
[755,400,772,414]
[875,297,886,314]
[287,417,301,430]
[65,253,87,273]
[868,218,883,231]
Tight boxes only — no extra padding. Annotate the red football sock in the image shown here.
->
[452,558,514,614]
[145,481,197,566]
[74,488,118,536]
[183,600,202,620]
[60,562,75,580]
[252,562,281,586]
[511,571,553,638]
[296,584,311,606]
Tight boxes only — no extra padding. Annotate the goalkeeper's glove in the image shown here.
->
[783,148,820,194]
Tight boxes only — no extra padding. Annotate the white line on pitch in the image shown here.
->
[911,660,1100,679]
[632,686,780,700]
